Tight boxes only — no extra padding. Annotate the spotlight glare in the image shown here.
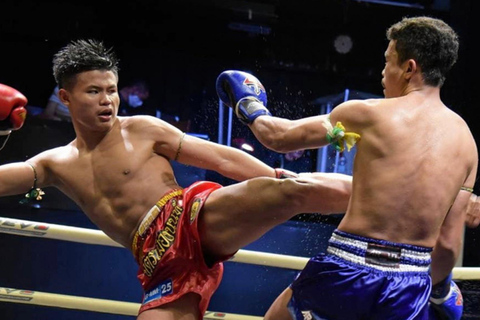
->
[241,143,254,152]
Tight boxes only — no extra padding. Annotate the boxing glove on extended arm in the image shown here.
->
[216,70,271,125]
[429,272,463,320]
[0,83,28,135]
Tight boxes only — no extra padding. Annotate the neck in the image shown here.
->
[73,119,120,151]
[405,85,441,98]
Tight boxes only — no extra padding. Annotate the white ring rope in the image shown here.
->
[0,216,308,270]
[1,215,479,318]
[0,286,261,319]
[0,216,479,277]
[0,286,139,316]
[0,216,123,247]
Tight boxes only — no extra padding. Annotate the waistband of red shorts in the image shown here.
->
[131,189,183,257]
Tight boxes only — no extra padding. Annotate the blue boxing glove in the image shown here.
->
[216,70,271,125]
[429,273,463,320]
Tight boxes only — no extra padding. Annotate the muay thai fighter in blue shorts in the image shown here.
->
[216,15,475,320]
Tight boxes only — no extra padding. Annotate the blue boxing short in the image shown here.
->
[288,229,433,320]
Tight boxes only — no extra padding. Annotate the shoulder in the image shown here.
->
[331,98,385,128]
[119,115,163,131]
[32,144,77,163]
[27,144,78,179]
[441,107,475,142]
[119,115,183,141]
[334,98,384,115]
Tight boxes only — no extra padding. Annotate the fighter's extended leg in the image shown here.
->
[199,173,351,259]
[137,292,201,320]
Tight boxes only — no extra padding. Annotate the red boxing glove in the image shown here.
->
[0,83,28,135]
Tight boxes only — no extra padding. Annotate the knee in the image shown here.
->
[275,178,312,209]
[277,175,351,214]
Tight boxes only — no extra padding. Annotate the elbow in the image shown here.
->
[252,123,290,153]
[259,133,296,153]
[431,239,460,284]
[252,118,300,153]
[433,236,461,265]
[257,132,285,152]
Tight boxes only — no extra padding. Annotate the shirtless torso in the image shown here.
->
[336,90,476,248]
[27,116,182,248]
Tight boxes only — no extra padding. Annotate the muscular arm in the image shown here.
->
[177,133,276,181]
[249,114,330,153]
[0,162,37,196]
[248,99,369,154]
[147,117,275,181]
[425,117,478,285]
[430,189,470,285]
[431,150,477,285]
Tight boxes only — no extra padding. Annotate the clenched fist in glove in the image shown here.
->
[216,70,271,125]
[0,83,27,136]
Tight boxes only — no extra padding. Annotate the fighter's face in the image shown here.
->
[381,40,406,98]
[60,70,120,131]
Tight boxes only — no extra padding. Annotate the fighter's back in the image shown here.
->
[336,91,477,247]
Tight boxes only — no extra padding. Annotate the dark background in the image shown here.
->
[1,0,479,318]
[1,0,476,129]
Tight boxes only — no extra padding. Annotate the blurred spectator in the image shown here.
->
[282,149,314,173]
[119,79,153,116]
[40,86,71,122]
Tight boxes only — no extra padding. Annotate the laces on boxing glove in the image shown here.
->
[0,132,11,151]
[236,97,272,125]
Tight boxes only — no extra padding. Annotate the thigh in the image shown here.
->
[199,177,302,257]
[137,293,201,320]
[198,174,350,258]
[264,287,294,320]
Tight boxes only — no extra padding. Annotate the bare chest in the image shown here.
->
[54,140,156,203]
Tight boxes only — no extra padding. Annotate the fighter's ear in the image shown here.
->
[404,59,417,80]
[58,88,70,106]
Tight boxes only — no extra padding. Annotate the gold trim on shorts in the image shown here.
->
[131,189,183,256]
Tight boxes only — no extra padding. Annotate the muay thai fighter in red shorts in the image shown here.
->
[133,182,223,316]
[0,40,353,320]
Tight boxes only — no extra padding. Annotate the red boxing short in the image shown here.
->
[132,181,223,317]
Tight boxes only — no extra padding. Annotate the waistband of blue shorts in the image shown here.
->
[327,229,432,273]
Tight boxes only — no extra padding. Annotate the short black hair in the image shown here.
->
[52,39,120,90]
[386,16,459,87]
